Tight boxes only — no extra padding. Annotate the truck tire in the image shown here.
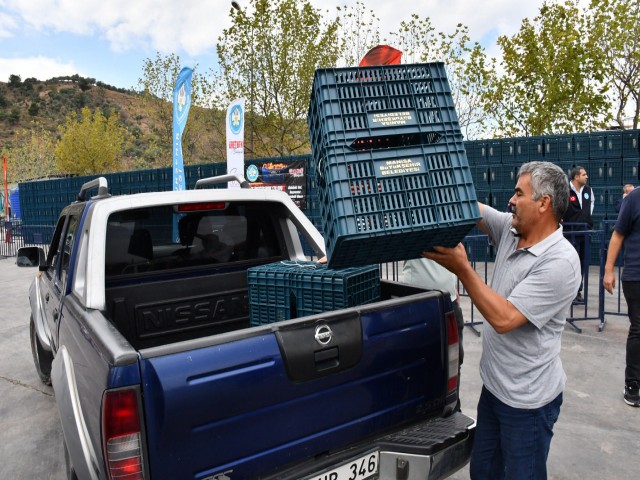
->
[30,315,53,386]
[64,439,79,480]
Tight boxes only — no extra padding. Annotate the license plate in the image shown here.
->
[307,451,379,480]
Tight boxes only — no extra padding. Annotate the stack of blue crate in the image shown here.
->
[307,62,481,269]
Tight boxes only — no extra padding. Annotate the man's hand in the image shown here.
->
[603,270,616,294]
[422,243,469,275]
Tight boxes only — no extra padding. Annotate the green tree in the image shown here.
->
[8,107,20,124]
[28,101,39,116]
[5,124,58,183]
[216,0,341,157]
[383,16,495,139]
[8,74,21,87]
[77,77,93,92]
[55,107,132,175]
[486,0,609,136]
[336,1,381,67]
[589,0,640,129]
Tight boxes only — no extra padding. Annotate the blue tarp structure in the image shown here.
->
[9,187,20,219]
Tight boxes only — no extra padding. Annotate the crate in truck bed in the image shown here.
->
[247,261,380,325]
[318,144,480,269]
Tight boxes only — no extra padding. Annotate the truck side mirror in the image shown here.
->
[16,246,46,268]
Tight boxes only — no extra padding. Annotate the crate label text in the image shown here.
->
[368,111,416,127]
[375,158,425,177]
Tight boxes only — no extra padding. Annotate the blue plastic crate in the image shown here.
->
[474,189,491,209]
[588,160,621,186]
[318,143,480,269]
[470,165,490,189]
[606,131,623,158]
[247,261,380,325]
[588,160,606,185]
[529,136,545,161]
[489,164,519,188]
[500,139,516,163]
[589,187,621,215]
[589,133,606,159]
[463,140,487,165]
[622,157,640,184]
[487,140,502,164]
[574,133,590,159]
[544,135,574,160]
[622,130,640,157]
[308,63,462,173]
[513,138,531,163]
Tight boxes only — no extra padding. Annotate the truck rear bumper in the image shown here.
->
[267,412,475,480]
[378,412,476,479]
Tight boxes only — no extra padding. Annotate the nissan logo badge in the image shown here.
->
[314,324,333,346]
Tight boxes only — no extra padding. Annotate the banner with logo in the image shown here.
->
[226,98,245,188]
[244,159,307,210]
[172,67,193,191]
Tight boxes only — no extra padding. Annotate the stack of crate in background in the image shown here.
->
[307,62,480,269]
[18,163,225,226]
[466,135,548,215]
[465,129,640,264]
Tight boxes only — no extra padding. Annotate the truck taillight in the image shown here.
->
[446,310,459,395]
[102,388,146,480]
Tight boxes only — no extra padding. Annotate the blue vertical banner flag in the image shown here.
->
[172,67,193,191]
[226,98,245,188]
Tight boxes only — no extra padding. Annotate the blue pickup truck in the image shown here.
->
[19,175,474,480]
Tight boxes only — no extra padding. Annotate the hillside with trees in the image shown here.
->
[0,75,229,181]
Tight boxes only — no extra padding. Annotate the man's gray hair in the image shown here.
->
[518,161,570,221]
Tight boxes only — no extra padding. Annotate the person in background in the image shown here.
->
[615,184,635,213]
[402,258,464,397]
[562,166,594,304]
[603,186,640,407]
[425,161,581,479]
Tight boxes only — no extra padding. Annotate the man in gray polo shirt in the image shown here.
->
[425,161,581,479]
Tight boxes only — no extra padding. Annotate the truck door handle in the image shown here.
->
[53,309,59,321]
[315,347,339,372]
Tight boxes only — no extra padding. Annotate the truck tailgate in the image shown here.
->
[139,293,449,480]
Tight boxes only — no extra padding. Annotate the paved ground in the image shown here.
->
[0,256,638,479]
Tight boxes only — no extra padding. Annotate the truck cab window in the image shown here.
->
[60,215,80,288]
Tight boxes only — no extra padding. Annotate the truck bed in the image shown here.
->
[136,283,455,479]
[105,267,430,350]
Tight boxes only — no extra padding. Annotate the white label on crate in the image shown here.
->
[376,158,425,177]
[369,110,416,127]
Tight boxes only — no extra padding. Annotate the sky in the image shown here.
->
[0,0,546,91]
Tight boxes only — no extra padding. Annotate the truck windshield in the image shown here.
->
[105,202,283,278]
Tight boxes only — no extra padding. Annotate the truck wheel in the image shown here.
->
[64,439,79,480]
[30,315,53,386]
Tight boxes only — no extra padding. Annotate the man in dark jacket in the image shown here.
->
[562,166,594,303]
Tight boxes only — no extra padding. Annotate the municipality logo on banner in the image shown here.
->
[226,98,245,189]
[172,67,193,191]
